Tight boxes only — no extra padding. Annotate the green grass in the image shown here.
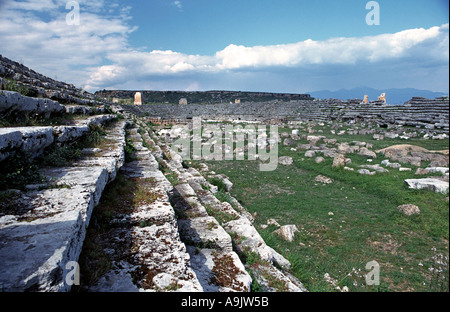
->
[200,124,449,292]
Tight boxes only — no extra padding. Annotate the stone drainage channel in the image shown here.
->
[80,117,307,292]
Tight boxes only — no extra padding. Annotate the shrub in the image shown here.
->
[208,177,227,192]
[39,144,82,167]
[0,152,44,190]
[124,138,136,162]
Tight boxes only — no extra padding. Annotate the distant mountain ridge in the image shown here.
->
[309,87,448,105]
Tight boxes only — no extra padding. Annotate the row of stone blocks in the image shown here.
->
[0,90,107,118]
[0,113,117,162]
[83,120,307,292]
[121,97,449,133]
[1,55,98,105]
[140,121,307,292]
[0,119,128,291]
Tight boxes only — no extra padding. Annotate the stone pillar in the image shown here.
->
[134,92,142,105]
[363,95,369,104]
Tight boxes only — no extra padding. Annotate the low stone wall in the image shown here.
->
[121,97,449,133]
[0,90,66,118]
[0,55,107,107]
[0,114,117,162]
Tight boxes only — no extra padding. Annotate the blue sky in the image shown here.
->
[129,0,449,54]
[0,0,448,94]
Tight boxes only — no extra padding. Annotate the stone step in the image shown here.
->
[144,121,307,292]
[0,114,117,162]
[0,90,65,117]
[0,120,129,291]
[85,124,203,292]
[186,246,252,292]
[0,126,54,162]
[0,165,110,292]
[139,122,256,292]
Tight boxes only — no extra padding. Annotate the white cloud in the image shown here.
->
[173,1,183,11]
[0,0,447,93]
[0,0,135,87]
[214,24,448,68]
[84,23,449,91]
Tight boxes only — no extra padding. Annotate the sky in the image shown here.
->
[0,0,448,94]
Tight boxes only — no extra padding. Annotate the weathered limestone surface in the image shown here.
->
[0,166,109,292]
[223,217,291,270]
[0,90,65,117]
[0,115,117,162]
[0,121,127,292]
[0,127,54,162]
[178,217,233,252]
[186,246,252,292]
[88,125,203,292]
[54,114,117,143]
[404,178,449,194]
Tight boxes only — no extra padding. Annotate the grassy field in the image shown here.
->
[199,123,449,292]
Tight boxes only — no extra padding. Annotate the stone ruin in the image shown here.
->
[134,92,142,105]
[378,93,386,104]
[363,95,369,104]
[0,54,448,292]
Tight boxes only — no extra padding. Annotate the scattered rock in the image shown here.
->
[360,164,389,173]
[279,156,293,166]
[315,156,325,164]
[324,138,337,145]
[425,167,449,175]
[373,134,384,140]
[306,135,324,146]
[358,147,377,158]
[274,225,299,242]
[404,178,449,194]
[332,153,346,168]
[297,143,311,150]
[267,219,281,227]
[397,204,420,216]
[315,175,333,184]
[283,138,295,146]
[358,169,376,175]
[415,168,431,175]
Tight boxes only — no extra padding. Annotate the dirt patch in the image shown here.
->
[260,184,295,196]
[367,235,402,255]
